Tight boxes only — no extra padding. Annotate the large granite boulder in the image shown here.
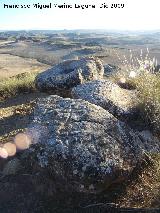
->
[26,95,159,194]
[72,80,139,120]
[35,57,104,94]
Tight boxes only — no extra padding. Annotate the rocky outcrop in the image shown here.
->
[104,64,120,76]
[72,80,139,120]
[26,95,159,194]
[35,57,104,94]
[154,64,160,73]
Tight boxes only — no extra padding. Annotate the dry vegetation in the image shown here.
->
[110,50,160,133]
[132,72,160,132]
[108,51,160,207]
[116,154,160,208]
[0,72,37,100]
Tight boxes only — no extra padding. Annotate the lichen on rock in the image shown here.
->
[35,57,104,95]
[72,79,139,120]
[27,95,160,193]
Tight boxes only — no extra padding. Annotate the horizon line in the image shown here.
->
[1,28,160,32]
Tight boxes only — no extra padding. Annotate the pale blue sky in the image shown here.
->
[0,0,160,30]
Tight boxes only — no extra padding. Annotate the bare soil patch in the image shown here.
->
[0,53,50,79]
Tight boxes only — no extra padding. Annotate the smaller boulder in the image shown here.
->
[154,64,160,73]
[72,80,139,120]
[35,57,104,95]
[104,64,120,76]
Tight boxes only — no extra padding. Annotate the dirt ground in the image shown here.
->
[0,53,50,79]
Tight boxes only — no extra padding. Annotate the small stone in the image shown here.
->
[73,170,78,175]
[80,185,84,189]
[129,71,137,78]
[82,166,87,172]
[89,184,94,190]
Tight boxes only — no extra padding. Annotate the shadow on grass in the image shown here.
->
[0,92,48,108]
[0,93,47,138]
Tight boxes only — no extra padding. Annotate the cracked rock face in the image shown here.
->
[72,80,139,120]
[35,57,104,93]
[28,95,159,193]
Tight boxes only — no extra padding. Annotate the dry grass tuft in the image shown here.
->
[110,49,160,132]
[117,154,160,208]
[0,72,37,100]
[110,50,160,208]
